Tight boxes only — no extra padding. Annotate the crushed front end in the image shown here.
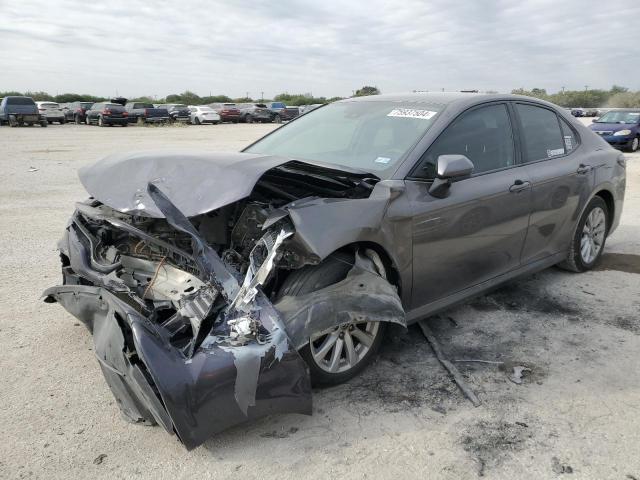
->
[44,155,406,449]
[43,187,312,450]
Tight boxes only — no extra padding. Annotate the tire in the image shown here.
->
[273,114,282,124]
[194,117,200,125]
[277,252,387,386]
[627,136,639,153]
[86,116,91,125]
[40,120,47,127]
[558,196,609,272]
[75,115,82,125]
[59,118,66,124]
[98,116,105,127]
[246,114,254,124]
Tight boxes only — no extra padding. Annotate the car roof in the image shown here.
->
[340,91,558,108]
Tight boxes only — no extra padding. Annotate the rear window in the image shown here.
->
[7,97,36,106]
[271,102,285,109]
[41,103,60,108]
[105,104,124,111]
[80,103,93,109]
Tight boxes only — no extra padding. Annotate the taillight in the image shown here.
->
[144,108,149,115]
[39,108,45,112]
[123,112,128,117]
[102,109,111,115]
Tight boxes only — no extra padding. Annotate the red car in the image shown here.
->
[209,103,241,123]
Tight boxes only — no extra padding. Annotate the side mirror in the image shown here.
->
[429,154,474,198]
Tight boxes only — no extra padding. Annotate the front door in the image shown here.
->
[405,103,532,308]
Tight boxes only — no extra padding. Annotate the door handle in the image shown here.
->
[577,164,592,175]
[509,179,531,193]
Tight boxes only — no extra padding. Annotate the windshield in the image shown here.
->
[246,101,443,176]
[596,111,640,124]
[199,107,215,112]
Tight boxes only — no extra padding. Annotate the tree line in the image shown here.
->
[511,85,640,108]
[3,85,638,107]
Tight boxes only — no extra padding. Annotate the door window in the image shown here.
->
[412,103,515,179]
[516,104,565,162]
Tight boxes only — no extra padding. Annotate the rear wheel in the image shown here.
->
[559,196,609,272]
[277,252,387,386]
[273,114,282,124]
[98,116,105,127]
[75,115,82,125]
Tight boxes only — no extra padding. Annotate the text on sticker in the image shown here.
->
[387,109,437,120]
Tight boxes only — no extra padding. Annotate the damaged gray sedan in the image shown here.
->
[45,93,625,449]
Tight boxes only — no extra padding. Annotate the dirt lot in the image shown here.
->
[1,121,638,479]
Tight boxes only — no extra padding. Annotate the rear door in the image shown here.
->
[406,102,533,307]
[513,102,595,263]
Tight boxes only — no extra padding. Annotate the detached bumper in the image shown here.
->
[44,282,311,450]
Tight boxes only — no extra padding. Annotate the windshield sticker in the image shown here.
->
[387,108,437,120]
[547,148,565,157]
[374,156,392,164]
[564,136,573,150]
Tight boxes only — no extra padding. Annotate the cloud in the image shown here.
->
[0,0,638,98]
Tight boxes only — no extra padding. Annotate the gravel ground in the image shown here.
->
[1,121,638,480]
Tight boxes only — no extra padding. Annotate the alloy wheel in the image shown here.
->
[580,206,606,264]
[309,321,380,373]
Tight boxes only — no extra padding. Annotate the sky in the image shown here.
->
[1,0,639,99]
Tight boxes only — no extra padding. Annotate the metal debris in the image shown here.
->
[418,320,481,407]
[509,365,531,385]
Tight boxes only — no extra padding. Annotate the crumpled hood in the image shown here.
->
[78,151,289,218]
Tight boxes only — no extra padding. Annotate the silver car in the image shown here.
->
[188,105,221,125]
[44,92,625,449]
[36,101,66,124]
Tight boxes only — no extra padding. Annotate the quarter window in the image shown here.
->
[413,103,515,179]
[559,118,578,153]
[516,104,565,162]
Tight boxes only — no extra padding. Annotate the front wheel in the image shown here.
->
[558,196,609,272]
[277,252,387,386]
[627,136,639,153]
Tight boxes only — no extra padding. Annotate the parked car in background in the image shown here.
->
[85,103,129,127]
[584,108,599,117]
[188,105,221,125]
[267,102,300,122]
[590,108,640,152]
[36,101,66,124]
[571,108,584,117]
[124,102,170,125]
[63,102,94,124]
[0,96,47,127]
[209,103,241,123]
[155,104,191,123]
[238,103,273,123]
